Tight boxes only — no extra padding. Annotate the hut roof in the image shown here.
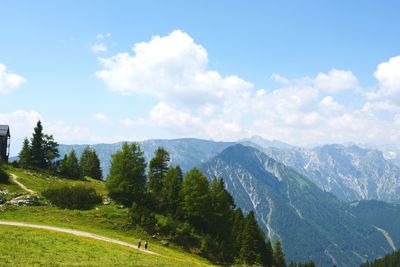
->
[0,125,10,136]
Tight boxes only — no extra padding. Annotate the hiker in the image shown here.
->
[144,241,148,250]
[138,239,142,249]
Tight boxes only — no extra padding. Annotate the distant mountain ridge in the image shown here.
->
[253,144,400,204]
[200,144,400,266]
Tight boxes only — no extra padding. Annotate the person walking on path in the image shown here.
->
[144,241,148,250]
[138,239,142,249]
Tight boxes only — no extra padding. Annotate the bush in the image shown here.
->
[42,185,102,210]
[0,165,9,183]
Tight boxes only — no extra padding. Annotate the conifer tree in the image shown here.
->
[43,134,59,168]
[161,165,183,216]
[106,143,146,206]
[273,240,286,267]
[209,178,235,262]
[239,211,265,265]
[181,168,211,232]
[232,208,245,257]
[30,121,46,168]
[79,147,102,179]
[18,138,31,168]
[148,147,170,195]
[66,150,80,179]
[59,154,68,176]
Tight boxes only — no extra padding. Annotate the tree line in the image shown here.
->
[18,121,102,180]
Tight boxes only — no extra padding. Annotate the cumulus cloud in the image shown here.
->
[0,63,26,94]
[96,30,253,109]
[95,30,400,147]
[374,56,400,102]
[314,69,358,93]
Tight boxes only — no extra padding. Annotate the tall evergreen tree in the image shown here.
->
[65,150,80,179]
[59,154,68,176]
[181,168,211,232]
[79,147,102,180]
[232,208,245,257]
[148,147,170,195]
[30,121,46,168]
[239,211,267,265]
[273,240,286,267]
[161,165,183,216]
[209,178,235,262]
[106,143,146,206]
[43,134,59,168]
[18,138,31,168]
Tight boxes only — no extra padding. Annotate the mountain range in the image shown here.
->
[200,144,399,266]
[54,137,400,265]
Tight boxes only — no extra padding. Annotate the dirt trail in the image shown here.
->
[0,221,158,255]
[10,173,35,194]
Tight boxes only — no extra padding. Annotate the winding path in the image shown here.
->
[10,173,35,194]
[0,221,158,255]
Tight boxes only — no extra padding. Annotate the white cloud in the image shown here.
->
[374,56,400,101]
[94,30,400,147]
[96,30,253,109]
[93,112,109,121]
[314,69,358,93]
[0,63,26,94]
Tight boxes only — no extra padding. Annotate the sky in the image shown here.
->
[1,1,400,156]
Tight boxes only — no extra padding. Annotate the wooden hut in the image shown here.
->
[0,125,10,163]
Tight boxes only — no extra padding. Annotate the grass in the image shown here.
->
[9,167,107,195]
[0,167,214,266]
[0,225,205,266]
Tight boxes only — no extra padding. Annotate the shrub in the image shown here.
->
[0,165,9,183]
[42,185,102,210]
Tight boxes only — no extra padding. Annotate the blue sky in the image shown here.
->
[1,1,400,155]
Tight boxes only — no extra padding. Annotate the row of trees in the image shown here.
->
[59,148,102,180]
[105,143,285,265]
[18,121,102,180]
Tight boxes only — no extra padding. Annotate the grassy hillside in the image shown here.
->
[0,167,213,267]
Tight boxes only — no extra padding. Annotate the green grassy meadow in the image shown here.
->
[0,167,214,267]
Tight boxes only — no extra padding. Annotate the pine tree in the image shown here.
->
[18,138,31,168]
[181,168,211,232]
[148,147,170,196]
[239,211,265,265]
[232,208,245,257]
[106,143,146,206]
[66,150,80,179]
[273,240,286,267]
[209,178,235,262]
[79,147,102,180]
[43,134,59,169]
[30,121,46,168]
[161,165,183,216]
[59,154,68,176]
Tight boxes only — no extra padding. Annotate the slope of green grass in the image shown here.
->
[0,167,214,266]
[0,225,206,266]
[9,167,107,195]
